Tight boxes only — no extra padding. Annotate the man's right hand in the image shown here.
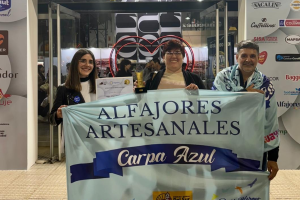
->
[246,84,264,94]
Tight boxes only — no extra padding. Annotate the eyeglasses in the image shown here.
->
[79,59,94,65]
[165,51,182,56]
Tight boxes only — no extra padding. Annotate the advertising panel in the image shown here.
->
[246,0,300,169]
[0,0,28,170]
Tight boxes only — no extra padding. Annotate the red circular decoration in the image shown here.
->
[109,35,195,77]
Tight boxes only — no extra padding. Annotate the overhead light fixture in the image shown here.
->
[185,14,190,20]
[198,0,203,1]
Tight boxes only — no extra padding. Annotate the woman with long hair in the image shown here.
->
[49,49,98,126]
[115,59,132,77]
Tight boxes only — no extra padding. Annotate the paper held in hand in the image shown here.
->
[96,77,133,100]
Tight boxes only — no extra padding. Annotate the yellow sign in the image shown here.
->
[153,191,192,200]
[291,0,300,11]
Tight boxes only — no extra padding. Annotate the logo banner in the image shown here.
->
[63,89,269,200]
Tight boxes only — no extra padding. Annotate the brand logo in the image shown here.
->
[0,0,10,12]
[279,20,285,26]
[0,0,11,17]
[291,0,300,11]
[264,130,279,143]
[0,34,4,46]
[74,96,80,103]
[276,54,300,62]
[279,19,300,27]
[252,1,281,9]
[0,89,12,106]
[268,77,279,81]
[285,35,300,44]
[153,191,193,200]
[286,74,300,81]
[284,88,300,95]
[253,36,277,43]
[277,101,300,109]
[0,31,8,55]
[251,18,276,28]
[258,51,268,64]
[276,54,300,61]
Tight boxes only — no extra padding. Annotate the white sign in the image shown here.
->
[285,35,300,44]
[252,1,281,9]
[96,77,133,100]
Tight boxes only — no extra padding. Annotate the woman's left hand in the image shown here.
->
[186,83,198,90]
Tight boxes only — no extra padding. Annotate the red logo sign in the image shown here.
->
[286,74,300,81]
[258,51,268,65]
[0,34,4,46]
[253,36,277,43]
[0,89,12,106]
[284,19,300,27]
[0,31,8,55]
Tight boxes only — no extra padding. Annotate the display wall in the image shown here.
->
[246,0,300,169]
[0,0,28,170]
[115,12,181,62]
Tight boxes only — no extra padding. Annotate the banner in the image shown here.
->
[63,90,269,200]
[0,0,27,169]
[246,0,300,169]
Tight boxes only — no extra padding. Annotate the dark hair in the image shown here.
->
[119,59,131,71]
[152,58,160,64]
[38,65,44,75]
[38,65,45,81]
[66,63,71,69]
[162,39,185,58]
[65,49,97,93]
[38,64,44,72]
[237,40,259,55]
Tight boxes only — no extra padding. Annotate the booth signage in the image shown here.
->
[252,1,281,9]
[247,0,300,170]
[285,35,300,44]
[0,0,27,170]
[275,54,300,62]
[0,0,10,12]
[290,0,300,11]
[279,19,300,27]
[0,30,8,55]
[251,18,276,28]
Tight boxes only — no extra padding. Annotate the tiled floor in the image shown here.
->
[0,161,299,199]
[0,161,67,200]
